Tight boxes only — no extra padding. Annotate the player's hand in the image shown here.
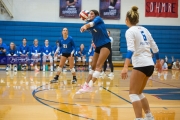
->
[80,25,87,32]
[121,67,128,80]
[156,62,162,73]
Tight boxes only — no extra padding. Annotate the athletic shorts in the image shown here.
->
[62,53,74,58]
[95,42,111,54]
[133,65,154,77]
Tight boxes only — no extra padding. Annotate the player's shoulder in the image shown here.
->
[68,36,73,40]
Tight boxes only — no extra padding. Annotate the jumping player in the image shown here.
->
[121,6,162,120]
[76,10,111,94]
[51,28,77,84]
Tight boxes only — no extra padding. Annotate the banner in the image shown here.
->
[145,0,178,18]
[59,0,81,18]
[100,0,121,19]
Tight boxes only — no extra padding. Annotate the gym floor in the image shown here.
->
[0,69,179,120]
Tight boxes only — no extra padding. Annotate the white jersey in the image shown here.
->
[125,26,159,67]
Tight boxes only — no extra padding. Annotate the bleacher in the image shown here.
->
[0,21,180,64]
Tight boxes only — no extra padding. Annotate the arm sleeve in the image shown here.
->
[125,30,135,52]
[148,31,159,53]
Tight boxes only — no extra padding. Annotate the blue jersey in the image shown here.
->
[87,16,111,47]
[59,36,75,54]
[88,45,95,56]
[53,45,61,55]
[76,48,86,57]
[42,45,52,55]
[6,47,18,55]
[19,44,29,55]
[31,45,41,54]
[0,43,7,55]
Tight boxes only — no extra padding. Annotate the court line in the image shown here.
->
[32,85,94,120]
[152,79,180,88]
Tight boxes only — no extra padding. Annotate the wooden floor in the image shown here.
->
[0,68,180,120]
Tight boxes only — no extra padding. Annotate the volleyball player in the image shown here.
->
[19,38,29,70]
[76,10,111,94]
[88,40,96,70]
[51,28,77,84]
[30,39,41,71]
[121,6,162,120]
[42,39,53,72]
[6,42,18,72]
[101,30,114,77]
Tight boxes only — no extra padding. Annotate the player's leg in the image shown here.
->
[108,50,114,77]
[42,55,47,71]
[129,69,146,119]
[101,59,107,76]
[89,56,93,70]
[68,55,77,84]
[49,55,53,72]
[51,56,67,83]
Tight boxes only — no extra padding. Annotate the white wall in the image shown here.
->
[0,0,180,25]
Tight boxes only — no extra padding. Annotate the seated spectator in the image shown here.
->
[42,39,53,72]
[19,38,29,70]
[75,44,86,70]
[88,40,95,70]
[172,59,180,70]
[30,39,41,71]
[0,38,7,56]
[53,40,61,68]
[6,42,18,72]
[160,59,168,71]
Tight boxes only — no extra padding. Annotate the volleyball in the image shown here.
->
[79,10,89,21]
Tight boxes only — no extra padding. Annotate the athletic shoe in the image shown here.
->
[100,71,105,76]
[72,78,77,84]
[14,66,17,72]
[6,66,9,71]
[35,68,39,72]
[144,116,154,120]
[50,76,59,83]
[108,72,114,77]
[76,85,92,94]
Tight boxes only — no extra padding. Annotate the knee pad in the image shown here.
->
[138,93,145,100]
[82,58,86,62]
[92,71,101,78]
[77,57,81,61]
[129,94,140,103]
[70,68,75,73]
[89,70,94,75]
[89,58,92,62]
[56,67,62,72]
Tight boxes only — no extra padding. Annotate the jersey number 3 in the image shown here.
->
[141,31,147,41]
[63,44,67,48]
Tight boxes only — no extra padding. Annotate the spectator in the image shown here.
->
[30,39,41,71]
[6,42,18,72]
[160,59,168,71]
[42,40,53,72]
[88,40,95,70]
[172,59,180,70]
[76,44,86,70]
[53,40,61,69]
[19,38,29,70]
[0,38,7,56]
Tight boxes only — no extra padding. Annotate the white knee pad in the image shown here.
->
[82,58,86,62]
[77,57,81,61]
[92,71,101,79]
[49,56,53,63]
[70,68,75,73]
[129,94,140,103]
[57,67,62,72]
[138,93,145,100]
[89,70,94,75]
[89,58,92,62]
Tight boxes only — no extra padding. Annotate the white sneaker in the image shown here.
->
[134,118,144,120]
[144,116,154,120]
[108,72,114,77]
[43,65,45,72]
[50,66,53,72]
[14,66,17,72]
[6,66,9,71]
[100,71,105,76]
[76,85,93,94]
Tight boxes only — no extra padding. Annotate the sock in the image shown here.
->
[43,65,45,70]
[88,80,93,87]
[50,66,53,70]
[146,112,153,117]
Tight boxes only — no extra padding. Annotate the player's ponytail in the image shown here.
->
[126,6,139,25]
